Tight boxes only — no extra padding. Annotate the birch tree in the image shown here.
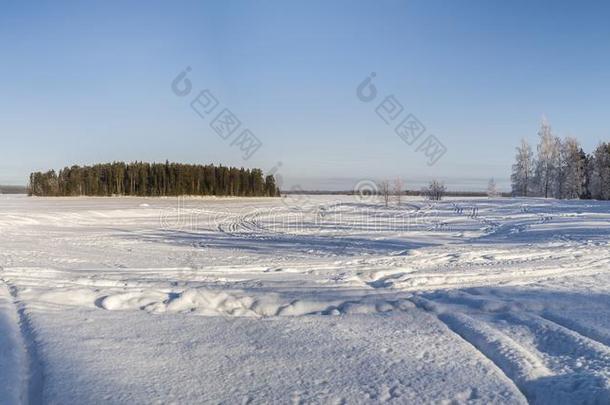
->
[393,177,403,206]
[487,178,499,197]
[534,118,560,198]
[380,180,391,207]
[511,139,534,196]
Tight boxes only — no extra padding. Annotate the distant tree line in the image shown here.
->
[511,118,610,199]
[29,162,280,197]
[0,185,27,194]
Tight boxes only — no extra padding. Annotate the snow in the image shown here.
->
[1,194,610,403]
[0,284,28,404]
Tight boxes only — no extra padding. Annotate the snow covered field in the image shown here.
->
[1,194,610,404]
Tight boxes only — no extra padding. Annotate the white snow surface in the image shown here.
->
[1,194,610,404]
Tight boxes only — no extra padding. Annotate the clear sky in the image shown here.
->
[2,0,610,191]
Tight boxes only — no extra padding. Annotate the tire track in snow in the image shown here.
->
[0,269,44,405]
[411,292,610,404]
[538,312,610,348]
[409,296,535,402]
[363,251,610,291]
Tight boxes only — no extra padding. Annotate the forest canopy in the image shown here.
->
[29,161,280,197]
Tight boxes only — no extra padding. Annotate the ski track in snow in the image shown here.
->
[0,273,43,405]
[0,195,610,403]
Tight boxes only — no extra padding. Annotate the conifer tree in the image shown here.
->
[29,162,280,198]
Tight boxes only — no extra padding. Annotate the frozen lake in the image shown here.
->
[1,194,609,404]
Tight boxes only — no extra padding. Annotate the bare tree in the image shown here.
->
[535,117,561,198]
[379,180,390,207]
[487,178,499,198]
[393,177,403,206]
[422,180,445,201]
[511,138,534,196]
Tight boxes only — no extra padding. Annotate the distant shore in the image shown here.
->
[0,185,27,194]
[283,189,512,198]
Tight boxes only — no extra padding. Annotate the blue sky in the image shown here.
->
[2,1,610,190]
